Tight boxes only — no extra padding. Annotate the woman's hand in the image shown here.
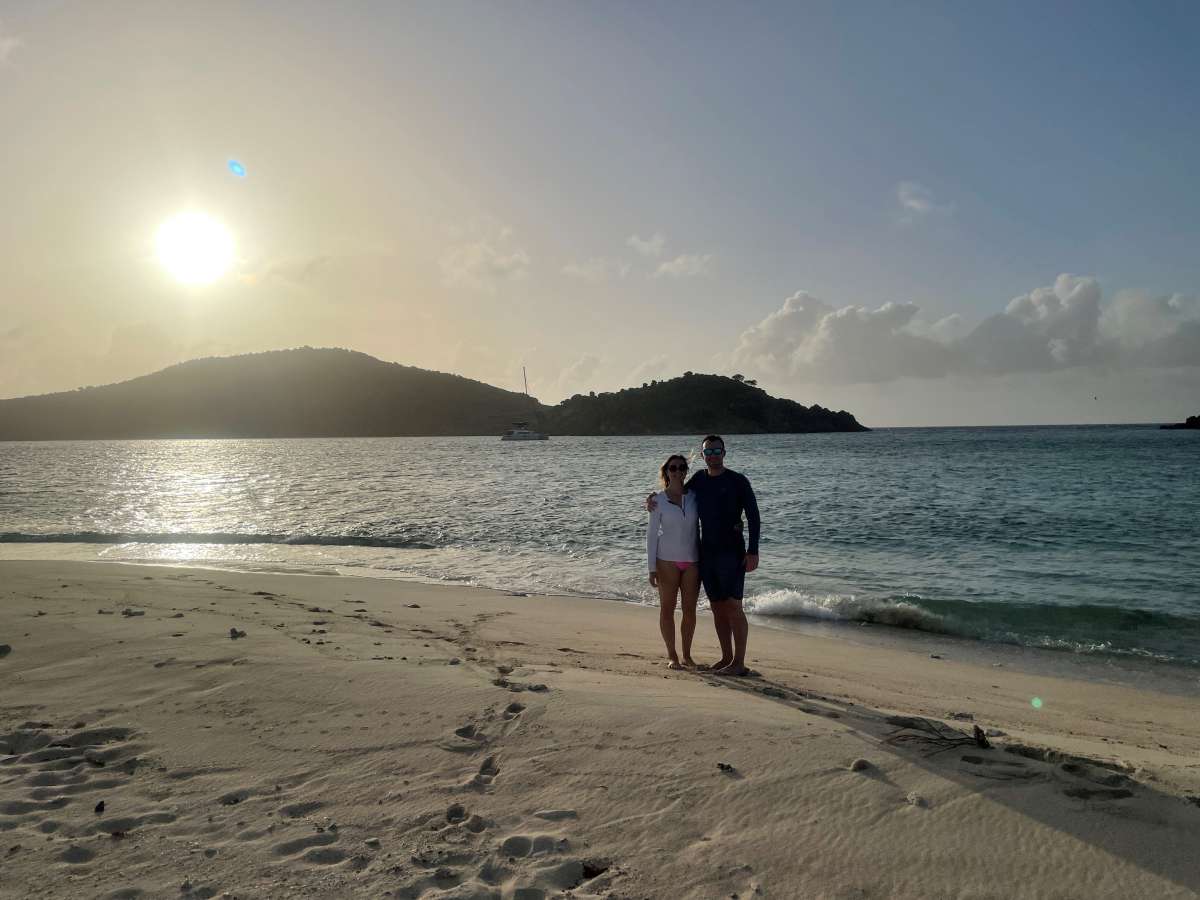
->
[645,493,658,512]
[648,572,658,588]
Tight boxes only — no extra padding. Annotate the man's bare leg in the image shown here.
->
[679,567,701,666]
[714,598,750,676]
[708,601,734,670]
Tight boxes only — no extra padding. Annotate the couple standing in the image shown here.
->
[646,434,760,676]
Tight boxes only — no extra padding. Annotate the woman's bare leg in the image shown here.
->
[679,565,701,666]
[655,559,683,668]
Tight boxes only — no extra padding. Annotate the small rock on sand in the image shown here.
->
[364,837,381,849]
[906,792,929,808]
[406,603,421,608]
[229,628,246,640]
[448,658,461,666]
[121,608,145,617]
[849,758,872,772]
[0,645,11,658]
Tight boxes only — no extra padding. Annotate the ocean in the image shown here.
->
[2,426,1198,669]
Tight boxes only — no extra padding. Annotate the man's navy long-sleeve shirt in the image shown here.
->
[685,468,760,556]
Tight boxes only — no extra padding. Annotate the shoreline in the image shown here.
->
[5,545,1198,696]
[2,559,1199,898]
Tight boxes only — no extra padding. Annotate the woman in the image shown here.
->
[647,453,701,669]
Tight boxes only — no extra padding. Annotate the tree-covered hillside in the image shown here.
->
[546,373,866,434]
[0,350,867,440]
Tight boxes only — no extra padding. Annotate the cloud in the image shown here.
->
[627,232,666,258]
[626,354,671,387]
[557,353,602,395]
[440,226,530,292]
[732,275,1200,385]
[895,180,952,224]
[562,257,631,283]
[655,253,713,279]
[0,21,21,65]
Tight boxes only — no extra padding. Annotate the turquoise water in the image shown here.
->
[1,426,1197,666]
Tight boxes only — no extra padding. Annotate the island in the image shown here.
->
[0,347,868,440]
[1161,415,1200,430]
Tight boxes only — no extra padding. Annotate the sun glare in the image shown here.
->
[156,212,234,285]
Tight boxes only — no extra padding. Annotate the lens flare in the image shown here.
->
[1031,697,1043,709]
[228,159,246,177]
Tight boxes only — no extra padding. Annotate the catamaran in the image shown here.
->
[501,368,549,440]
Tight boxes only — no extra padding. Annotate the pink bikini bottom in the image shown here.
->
[671,561,694,572]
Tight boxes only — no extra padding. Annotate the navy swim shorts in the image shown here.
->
[699,549,746,602]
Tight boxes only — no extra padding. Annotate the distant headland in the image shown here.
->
[0,348,868,440]
[1160,415,1200,430]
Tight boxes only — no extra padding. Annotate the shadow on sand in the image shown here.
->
[700,668,1200,895]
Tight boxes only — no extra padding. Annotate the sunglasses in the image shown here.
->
[702,447,725,457]
[667,463,688,473]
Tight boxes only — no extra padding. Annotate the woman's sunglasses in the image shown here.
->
[667,463,688,473]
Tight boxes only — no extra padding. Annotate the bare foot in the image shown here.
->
[681,657,698,668]
[666,659,683,670]
[714,664,751,677]
[702,659,733,671]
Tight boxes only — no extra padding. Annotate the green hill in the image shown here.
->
[546,373,866,434]
[0,348,867,439]
[0,348,540,440]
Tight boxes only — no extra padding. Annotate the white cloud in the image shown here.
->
[626,354,671,387]
[0,21,21,65]
[561,257,631,283]
[627,232,666,258]
[655,253,713,279]
[895,180,952,224]
[440,226,530,292]
[557,353,602,395]
[732,275,1200,385]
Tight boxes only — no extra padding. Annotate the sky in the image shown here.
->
[1,0,1198,426]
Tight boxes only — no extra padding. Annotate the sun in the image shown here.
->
[156,212,234,285]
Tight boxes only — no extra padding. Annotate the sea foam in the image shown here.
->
[743,590,953,633]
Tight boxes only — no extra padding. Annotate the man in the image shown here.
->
[649,435,760,675]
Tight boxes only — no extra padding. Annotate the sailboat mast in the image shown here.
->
[523,366,529,397]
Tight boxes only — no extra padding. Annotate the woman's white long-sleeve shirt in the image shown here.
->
[647,490,700,572]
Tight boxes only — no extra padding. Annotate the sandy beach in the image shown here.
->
[2,560,1198,900]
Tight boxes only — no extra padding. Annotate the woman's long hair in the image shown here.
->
[658,454,689,490]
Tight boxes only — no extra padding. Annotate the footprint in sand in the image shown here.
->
[272,830,339,857]
[502,702,525,720]
[500,833,568,858]
[1,722,147,837]
[279,800,325,818]
[533,809,578,821]
[59,844,95,864]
